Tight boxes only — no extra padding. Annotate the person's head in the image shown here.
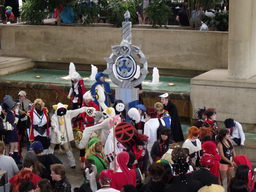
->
[172,147,189,175]
[224,118,235,129]
[37,179,53,192]
[117,152,130,170]
[0,141,5,154]
[23,151,38,169]
[30,141,44,155]
[146,107,157,118]
[216,128,230,142]
[135,139,145,151]
[228,180,249,192]
[33,99,45,110]
[187,126,200,140]
[159,93,169,106]
[85,137,103,158]
[95,72,106,83]
[50,164,66,181]
[122,184,138,192]
[154,102,164,115]
[197,107,206,120]
[234,165,249,183]
[204,108,216,120]
[148,163,165,182]
[12,170,34,192]
[18,90,27,102]
[135,104,146,115]
[83,91,93,104]
[159,128,171,142]
[19,180,35,192]
[98,169,114,186]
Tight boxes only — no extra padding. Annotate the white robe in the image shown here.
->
[51,107,88,144]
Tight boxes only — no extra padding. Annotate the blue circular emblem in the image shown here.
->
[114,55,137,80]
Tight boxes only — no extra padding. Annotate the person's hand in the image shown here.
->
[230,161,236,167]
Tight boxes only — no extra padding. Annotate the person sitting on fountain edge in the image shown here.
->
[159,93,184,142]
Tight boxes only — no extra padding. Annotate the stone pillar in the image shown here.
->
[228,0,256,79]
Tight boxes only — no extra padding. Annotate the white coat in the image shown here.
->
[51,107,89,144]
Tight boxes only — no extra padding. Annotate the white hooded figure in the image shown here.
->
[78,107,118,149]
[49,103,95,168]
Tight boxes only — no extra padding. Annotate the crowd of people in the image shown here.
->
[0,65,254,192]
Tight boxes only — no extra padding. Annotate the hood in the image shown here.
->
[234,155,253,170]
[95,72,106,82]
[3,95,16,110]
[83,91,93,101]
[202,141,217,155]
[117,152,130,173]
[127,108,140,123]
[69,62,81,81]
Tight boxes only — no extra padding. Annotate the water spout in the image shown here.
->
[152,67,160,84]
[90,64,98,81]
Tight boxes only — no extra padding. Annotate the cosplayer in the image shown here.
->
[49,103,95,168]
[5,6,15,23]
[151,128,172,162]
[91,72,114,110]
[200,141,221,181]
[224,118,245,146]
[1,95,20,164]
[182,126,202,167]
[85,137,109,174]
[159,93,184,142]
[110,152,136,190]
[77,91,100,166]
[204,108,219,139]
[154,102,172,129]
[17,90,32,154]
[113,100,126,120]
[28,99,51,152]
[77,107,119,150]
[67,62,86,109]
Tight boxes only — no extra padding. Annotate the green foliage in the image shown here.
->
[108,0,138,27]
[21,0,48,25]
[145,0,171,27]
[74,1,99,24]
[205,11,228,31]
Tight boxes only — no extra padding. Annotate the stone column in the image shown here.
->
[228,0,256,79]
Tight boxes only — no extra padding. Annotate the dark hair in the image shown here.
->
[224,118,235,128]
[148,163,165,181]
[196,107,206,119]
[0,141,5,154]
[216,128,229,142]
[204,108,216,119]
[23,151,45,176]
[38,179,53,192]
[122,184,138,192]
[19,180,35,192]
[234,165,249,184]
[228,180,249,192]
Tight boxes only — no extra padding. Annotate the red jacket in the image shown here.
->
[28,107,50,141]
[78,101,99,130]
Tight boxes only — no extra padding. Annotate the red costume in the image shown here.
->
[79,100,99,130]
[110,152,136,190]
[234,155,255,191]
[200,141,221,178]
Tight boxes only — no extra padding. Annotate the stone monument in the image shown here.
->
[104,11,148,108]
